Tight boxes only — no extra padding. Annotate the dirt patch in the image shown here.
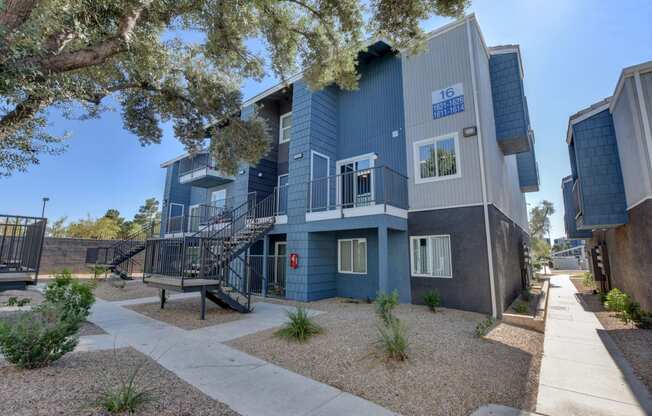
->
[230,298,543,416]
[0,347,239,415]
[576,292,652,393]
[79,321,107,336]
[570,277,597,294]
[0,290,44,307]
[126,297,244,330]
[92,279,160,301]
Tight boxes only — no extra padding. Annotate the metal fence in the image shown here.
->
[0,215,47,279]
[307,166,408,213]
[248,254,286,297]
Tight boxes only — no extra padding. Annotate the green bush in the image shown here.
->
[513,301,529,315]
[423,290,441,312]
[44,269,95,321]
[5,297,31,307]
[375,290,399,324]
[475,316,495,338]
[276,306,322,342]
[582,272,595,289]
[604,288,629,313]
[89,265,108,280]
[98,358,156,414]
[0,304,82,369]
[376,316,408,361]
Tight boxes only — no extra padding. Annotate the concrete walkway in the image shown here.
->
[536,275,652,416]
[87,298,397,416]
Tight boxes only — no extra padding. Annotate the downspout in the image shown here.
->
[466,18,498,318]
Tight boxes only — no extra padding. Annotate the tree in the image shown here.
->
[46,215,67,237]
[0,0,468,176]
[133,197,160,228]
[529,200,555,274]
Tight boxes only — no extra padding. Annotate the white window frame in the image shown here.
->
[410,234,453,278]
[187,204,201,232]
[276,173,289,213]
[337,238,367,275]
[279,112,292,144]
[335,153,377,207]
[413,132,461,184]
[167,203,184,233]
[310,150,331,210]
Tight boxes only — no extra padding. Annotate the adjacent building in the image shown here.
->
[562,60,652,310]
[156,15,538,317]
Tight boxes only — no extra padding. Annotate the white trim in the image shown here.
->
[409,235,453,278]
[187,204,200,232]
[337,238,367,274]
[167,203,184,233]
[274,215,288,224]
[276,173,289,214]
[610,60,652,112]
[413,133,462,184]
[242,73,303,108]
[634,71,652,175]
[279,112,292,144]
[335,153,377,207]
[488,45,524,80]
[306,210,340,222]
[310,150,331,210]
[627,196,652,211]
[384,205,409,219]
[467,20,497,318]
[424,17,467,42]
[566,99,611,144]
[160,149,208,168]
[305,204,407,221]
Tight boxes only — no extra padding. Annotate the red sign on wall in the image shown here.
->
[290,253,299,269]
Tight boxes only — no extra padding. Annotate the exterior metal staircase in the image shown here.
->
[87,221,159,280]
[143,193,277,316]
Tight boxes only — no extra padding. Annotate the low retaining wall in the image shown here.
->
[40,237,145,274]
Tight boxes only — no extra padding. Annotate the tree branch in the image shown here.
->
[0,0,39,35]
[0,96,47,134]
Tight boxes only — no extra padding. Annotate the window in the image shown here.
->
[279,112,292,143]
[413,133,460,183]
[338,238,367,274]
[410,235,452,278]
[211,189,227,209]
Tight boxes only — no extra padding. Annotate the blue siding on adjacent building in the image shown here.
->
[570,110,628,228]
[161,162,192,234]
[489,52,531,154]
[516,134,539,192]
[337,54,407,175]
[561,177,593,239]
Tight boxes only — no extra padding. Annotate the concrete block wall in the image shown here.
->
[39,237,145,274]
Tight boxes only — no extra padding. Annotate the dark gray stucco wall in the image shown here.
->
[408,205,492,314]
[594,199,652,311]
[488,205,529,314]
[40,238,144,274]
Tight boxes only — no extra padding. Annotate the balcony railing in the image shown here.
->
[178,153,234,186]
[165,201,233,235]
[0,215,47,278]
[307,166,408,213]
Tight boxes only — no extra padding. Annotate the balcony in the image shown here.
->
[178,153,235,187]
[165,200,234,235]
[306,166,408,221]
[561,177,592,239]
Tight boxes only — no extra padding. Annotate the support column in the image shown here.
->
[262,235,269,297]
[378,226,389,295]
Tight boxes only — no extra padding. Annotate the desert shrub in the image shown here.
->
[276,306,322,342]
[5,297,31,307]
[513,301,529,315]
[376,316,408,361]
[475,316,495,338]
[89,265,108,280]
[0,304,82,369]
[582,272,595,289]
[423,290,441,312]
[98,357,156,414]
[44,269,95,321]
[375,290,399,324]
[604,288,629,313]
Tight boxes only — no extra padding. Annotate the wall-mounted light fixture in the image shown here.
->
[463,126,478,137]
[239,169,246,175]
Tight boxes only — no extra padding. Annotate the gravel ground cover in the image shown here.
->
[575,291,652,394]
[0,289,44,306]
[126,297,244,330]
[92,278,160,301]
[230,298,543,416]
[0,347,239,416]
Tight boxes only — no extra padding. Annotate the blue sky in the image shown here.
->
[1,0,651,240]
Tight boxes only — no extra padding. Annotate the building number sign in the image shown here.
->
[432,83,464,120]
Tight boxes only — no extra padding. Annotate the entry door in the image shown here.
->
[310,151,330,211]
[274,242,287,285]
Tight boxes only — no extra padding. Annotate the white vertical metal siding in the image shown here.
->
[402,24,483,210]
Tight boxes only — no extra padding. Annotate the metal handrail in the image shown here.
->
[306,165,408,213]
[0,215,47,281]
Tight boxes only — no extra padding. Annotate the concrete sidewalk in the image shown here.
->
[88,298,397,416]
[536,275,652,416]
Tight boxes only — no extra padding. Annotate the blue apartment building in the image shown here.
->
[562,60,652,311]
[154,15,539,317]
